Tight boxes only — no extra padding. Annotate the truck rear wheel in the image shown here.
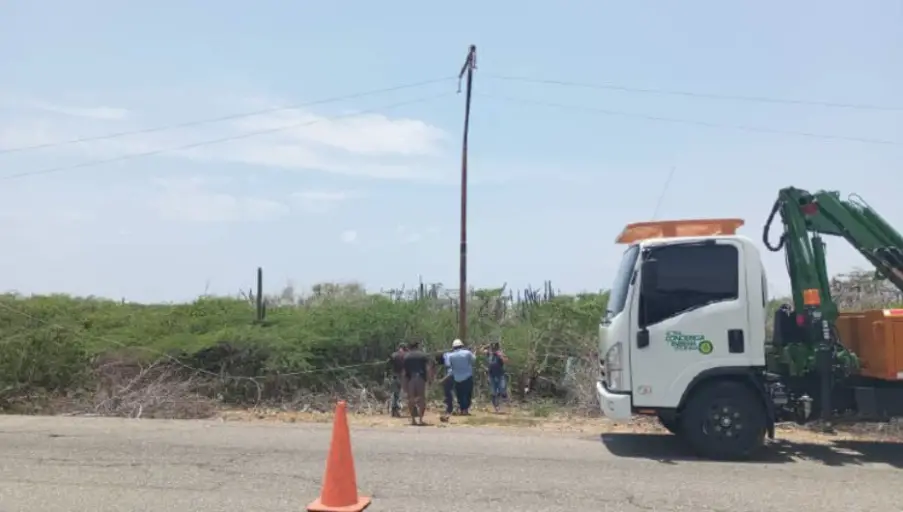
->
[680,381,766,460]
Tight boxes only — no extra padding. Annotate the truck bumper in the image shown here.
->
[595,380,632,421]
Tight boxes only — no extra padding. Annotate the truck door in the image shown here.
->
[629,240,750,408]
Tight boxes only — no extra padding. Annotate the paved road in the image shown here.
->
[0,416,900,512]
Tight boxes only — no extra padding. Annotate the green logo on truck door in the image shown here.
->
[665,331,713,355]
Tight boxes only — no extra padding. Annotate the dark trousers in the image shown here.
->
[454,377,474,412]
[443,377,455,414]
[389,375,403,415]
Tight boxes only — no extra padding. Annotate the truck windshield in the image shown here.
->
[603,244,640,324]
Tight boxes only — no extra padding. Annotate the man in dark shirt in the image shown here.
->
[402,340,432,426]
[387,343,407,417]
[483,341,509,412]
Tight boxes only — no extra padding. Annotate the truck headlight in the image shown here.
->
[604,342,624,390]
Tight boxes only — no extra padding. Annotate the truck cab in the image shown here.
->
[596,219,773,459]
[598,190,903,460]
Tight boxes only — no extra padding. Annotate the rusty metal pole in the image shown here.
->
[457,45,477,344]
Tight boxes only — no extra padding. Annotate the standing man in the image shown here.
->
[387,343,407,417]
[402,339,432,426]
[435,350,455,421]
[483,341,509,412]
[445,339,476,415]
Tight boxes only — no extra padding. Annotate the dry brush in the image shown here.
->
[0,270,899,422]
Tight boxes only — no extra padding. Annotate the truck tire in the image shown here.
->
[657,414,681,435]
[679,380,766,460]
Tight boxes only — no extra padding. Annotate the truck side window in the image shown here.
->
[639,243,739,326]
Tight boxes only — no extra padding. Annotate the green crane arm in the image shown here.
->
[762,187,903,422]
[763,187,903,325]
[763,187,836,331]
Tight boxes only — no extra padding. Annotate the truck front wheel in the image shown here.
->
[657,414,681,435]
[680,381,766,460]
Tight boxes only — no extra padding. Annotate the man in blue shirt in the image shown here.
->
[445,339,476,415]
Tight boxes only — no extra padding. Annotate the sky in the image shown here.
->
[1,0,901,303]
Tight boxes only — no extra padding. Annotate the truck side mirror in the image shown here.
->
[637,329,650,349]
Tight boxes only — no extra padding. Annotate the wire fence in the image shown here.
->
[0,292,600,420]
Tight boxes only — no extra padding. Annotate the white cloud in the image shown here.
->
[340,230,358,244]
[232,110,446,157]
[0,205,95,226]
[395,225,439,244]
[150,176,289,223]
[0,92,451,181]
[401,232,422,244]
[292,189,361,214]
[31,101,130,121]
[0,93,130,121]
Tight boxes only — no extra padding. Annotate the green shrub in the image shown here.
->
[0,284,608,405]
[0,325,90,393]
[0,270,893,409]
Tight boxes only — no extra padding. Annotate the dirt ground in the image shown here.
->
[217,402,903,445]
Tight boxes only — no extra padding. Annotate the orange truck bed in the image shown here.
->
[835,309,903,381]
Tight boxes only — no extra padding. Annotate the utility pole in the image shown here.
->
[457,44,477,343]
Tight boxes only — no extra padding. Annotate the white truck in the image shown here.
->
[596,192,903,460]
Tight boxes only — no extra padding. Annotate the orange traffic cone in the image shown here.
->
[307,401,372,512]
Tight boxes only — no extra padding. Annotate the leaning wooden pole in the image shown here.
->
[457,44,477,343]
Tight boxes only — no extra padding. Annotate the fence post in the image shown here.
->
[256,267,265,322]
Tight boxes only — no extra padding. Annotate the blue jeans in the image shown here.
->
[489,374,507,407]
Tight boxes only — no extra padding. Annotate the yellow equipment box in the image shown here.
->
[836,309,903,381]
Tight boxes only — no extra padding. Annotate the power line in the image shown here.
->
[485,74,903,112]
[476,93,901,146]
[0,76,456,156]
[651,166,676,221]
[0,92,453,182]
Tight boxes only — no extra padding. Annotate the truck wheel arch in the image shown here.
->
[676,366,775,439]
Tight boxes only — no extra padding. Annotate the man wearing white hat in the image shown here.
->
[445,338,476,415]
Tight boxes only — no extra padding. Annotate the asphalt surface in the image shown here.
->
[0,416,900,512]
